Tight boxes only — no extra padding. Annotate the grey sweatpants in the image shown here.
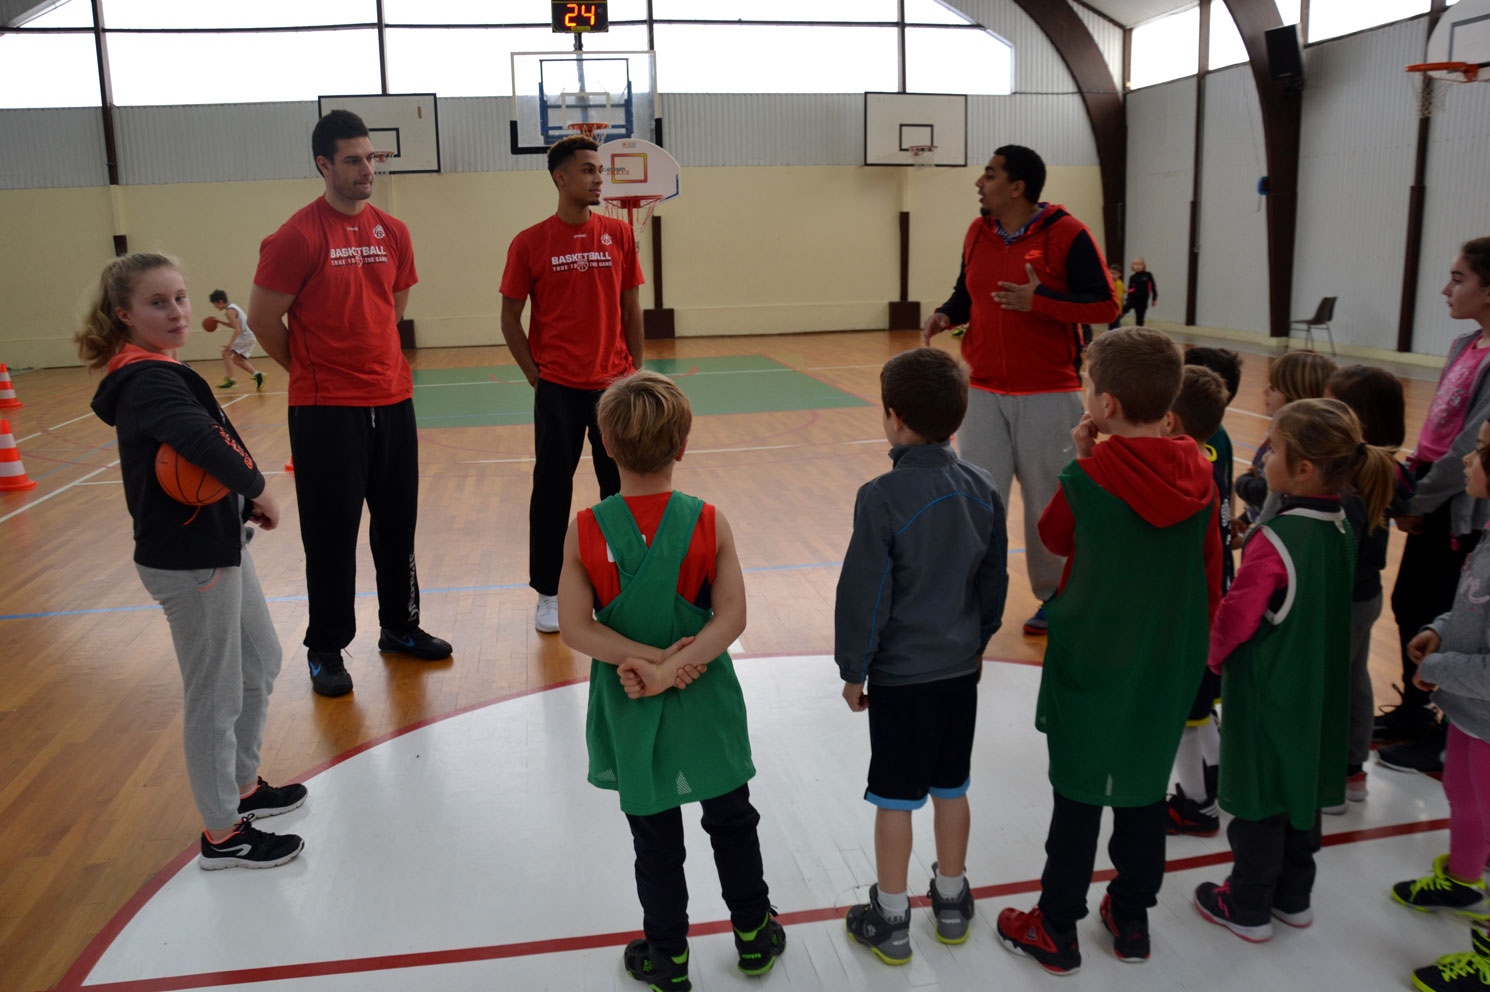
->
[1347,593,1383,769]
[957,388,1084,605]
[137,547,282,830]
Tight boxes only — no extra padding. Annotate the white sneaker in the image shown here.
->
[535,593,559,633]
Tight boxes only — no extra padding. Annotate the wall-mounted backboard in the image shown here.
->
[864,91,968,167]
[511,50,657,153]
[316,94,440,174]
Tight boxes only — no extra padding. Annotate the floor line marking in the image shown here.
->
[0,458,119,524]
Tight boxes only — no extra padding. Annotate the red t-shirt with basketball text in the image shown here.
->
[499,212,643,391]
[577,493,716,609]
[254,197,418,407]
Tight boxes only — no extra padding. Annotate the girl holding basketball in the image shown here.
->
[77,252,306,870]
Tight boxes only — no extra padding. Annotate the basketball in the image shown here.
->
[202,316,218,332]
[154,442,230,506]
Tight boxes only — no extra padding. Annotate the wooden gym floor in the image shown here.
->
[0,330,1443,991]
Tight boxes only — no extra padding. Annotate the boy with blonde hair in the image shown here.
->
[837,347,1008,965]
[558,370,784,991]
[998,328,1222,974]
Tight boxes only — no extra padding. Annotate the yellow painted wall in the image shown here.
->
[0,164,1104,368]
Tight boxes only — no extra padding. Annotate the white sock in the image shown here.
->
[877,888,910,922]
[935,868,966,901]
[1200,712,1221,766]
[1175,725,1207,798]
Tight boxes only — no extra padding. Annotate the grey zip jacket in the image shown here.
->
[835,442,1008,687]
[1420,529,1490,741]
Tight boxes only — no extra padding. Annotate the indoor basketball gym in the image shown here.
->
[3,2,1490,990]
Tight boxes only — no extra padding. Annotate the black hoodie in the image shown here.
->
[91,346,265,570]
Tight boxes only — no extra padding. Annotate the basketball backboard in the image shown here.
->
[511,50,657,154]
[864,92,968,167]
[1425,0,1490,79]
[317,93,440,174]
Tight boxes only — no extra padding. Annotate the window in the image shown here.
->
[1209,4,1248,70]
[1130,6,1200,89]
[1307,0,1431,42]
[100,0,373,29]
[0,33,101,108]
[652,24,897,93]
[906,27,1013,95]
[652,0,897,21]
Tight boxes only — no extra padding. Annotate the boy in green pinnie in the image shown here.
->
[558,370,785,992]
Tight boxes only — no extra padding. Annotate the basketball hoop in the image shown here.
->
[371,150,396,177]
[601,194,664,245]
[908,144,938,168]
[565,121,612,143]
[1406,62,1479,117]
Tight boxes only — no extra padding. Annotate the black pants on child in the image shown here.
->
[288,401,421,651]
[1225,812,1322,922]
[530,378,621,596]
[625,784,772,956]
[1392,471,1480,708]
[1038,789,1167,933]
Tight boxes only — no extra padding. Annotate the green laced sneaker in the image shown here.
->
[1393,855,1488,918]
[734,909,786,975]
[1412,930,1490,992]
[623,939,690,992]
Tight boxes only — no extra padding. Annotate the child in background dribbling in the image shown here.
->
[1165,365,1232,837]
[77,253,305,870]
[1234,350,1336,530]
[1400,414,1490,992]
[1323,366,1413,810]
[1195,398,1396,941]
[557,370,785,992]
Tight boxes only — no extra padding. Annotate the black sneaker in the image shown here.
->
[1375,699,1440,743]
[198,814,304,870]
[378,627,453,660]
[1193,881,1273,942]
[1393,855,1489,916]
[996,905,1081,975]
[237,776,307,818]
[623,939,690,991]
[734,909,786,975]
[1380,722,1448,774]
[308,649,353,697]
[1413,928,1490,991]
[1166,785,1220,836]
[1100,893,1150,962]
[253,371,265,391]
[845,885,912,965]
[928,862,975,945]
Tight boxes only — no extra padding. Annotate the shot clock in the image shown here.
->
[551,1,609,33]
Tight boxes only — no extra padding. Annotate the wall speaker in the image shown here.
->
[1266,25,1304,81]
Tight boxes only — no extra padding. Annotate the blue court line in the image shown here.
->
[0,549,1027,622]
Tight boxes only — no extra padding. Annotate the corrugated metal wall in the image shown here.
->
[1294,19,1425,352]
[1196,65,1269,334]
[1125,75,1196,319]
[1071,3,1126,95]
[115,103,320,186]
[0,109,107,189]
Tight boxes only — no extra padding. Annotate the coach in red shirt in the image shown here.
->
[500,135,645,634]
[248,109,451,697]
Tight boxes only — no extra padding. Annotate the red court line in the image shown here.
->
[62,816,1449,992]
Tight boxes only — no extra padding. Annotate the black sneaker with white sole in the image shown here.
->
[377,627,453,660]
[1379,721,1448,774]
[237,777,307,818]
[308,649,353,697]
[199,814,304,870]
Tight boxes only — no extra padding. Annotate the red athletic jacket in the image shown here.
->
[936,204,1120,394]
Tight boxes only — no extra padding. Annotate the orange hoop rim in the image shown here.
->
[1406,61,1480,81]
[566,122,613,141]
[602,194,665,209]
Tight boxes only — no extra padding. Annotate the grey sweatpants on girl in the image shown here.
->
[957,388,1084,605]
[1347,593,1383,769]
[136,548,282,831]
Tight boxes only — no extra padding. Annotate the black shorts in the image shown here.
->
[1187,669,1221,724]
[865,670,978,809]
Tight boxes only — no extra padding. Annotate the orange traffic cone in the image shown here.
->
[0,419,37,492]
[284,457,294,472]
[0,364,22,410]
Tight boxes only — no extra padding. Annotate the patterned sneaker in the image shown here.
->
[1099,893,1149,962]
[734,910,786,975]
[1393,855,1489,917]
[198,814,304,870]
[378,627,453,660]
[1022,607,1048,636]
[217,377,236,390]
[307,649,353,697]
[253,371,265,391]
[237,776,307,818]
[1412,928,1490,992]
[1193,881,1273,942]
[1166,785,1220,836]
[845,885,912,965]
[996,905,1081,975]
[928,862,975,945]
[623,939,690,992]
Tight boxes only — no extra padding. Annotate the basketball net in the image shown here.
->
[1406,62,1479,118]
[566,121,612,144]
[908,144,938,168]
[600,195,664,246]
[371,151,396,212]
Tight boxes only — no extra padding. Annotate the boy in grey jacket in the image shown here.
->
[835,347,1008,965]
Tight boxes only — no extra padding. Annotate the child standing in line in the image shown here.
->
[1194,398,1396,942]
[997,328,1222,975]
[1401,415,1490,992]
[1234,349,1336,529]
[1165,365,1233,837]
[210,289,264,392]
[1323,366,1413,809]
[836,348,1008,966]
[78,253,305,870]
[557,370,785,992]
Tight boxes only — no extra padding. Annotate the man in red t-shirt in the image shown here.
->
[248,109,451,698]
[500,134,645,634]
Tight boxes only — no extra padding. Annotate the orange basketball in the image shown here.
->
[155,443,230,506]
[202,316,218,332]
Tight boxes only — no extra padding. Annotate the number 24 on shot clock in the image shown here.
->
[551,1,609,33]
